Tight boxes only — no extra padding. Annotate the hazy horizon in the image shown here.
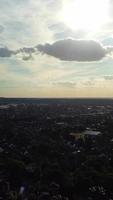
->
[1,94,113,98]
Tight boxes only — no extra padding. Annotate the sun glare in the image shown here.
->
[62,0,110,31]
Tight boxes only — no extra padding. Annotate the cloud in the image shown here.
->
[53,81,76,88]
[37,39,107,61]
[83,80,95,86]
[22,54,33,61]
[0,47,14,57]
[0,46,35,60]
[104,75,113,80]
[106,46,113,53]
[0,39,113,62]
[49,23,87,40]
[17,47,35,54]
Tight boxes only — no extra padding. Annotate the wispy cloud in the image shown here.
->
[104,75,113,80]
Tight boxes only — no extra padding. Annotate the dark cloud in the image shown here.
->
[22,54,33,61]
[17,47,36,61]
[0,47,14,57]
[37,39,107,62]
[16,47,35,54]
[0,39,112,62]
[0,46,35,59]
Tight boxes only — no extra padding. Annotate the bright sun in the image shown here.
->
[61,0,110,31]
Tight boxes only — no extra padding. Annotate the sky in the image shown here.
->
[0,0,113,97]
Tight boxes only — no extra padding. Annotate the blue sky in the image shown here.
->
[0,0,113,97]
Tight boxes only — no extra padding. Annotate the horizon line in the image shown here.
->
[0,97,113,99]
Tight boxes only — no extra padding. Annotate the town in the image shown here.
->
[0,98,113,200]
